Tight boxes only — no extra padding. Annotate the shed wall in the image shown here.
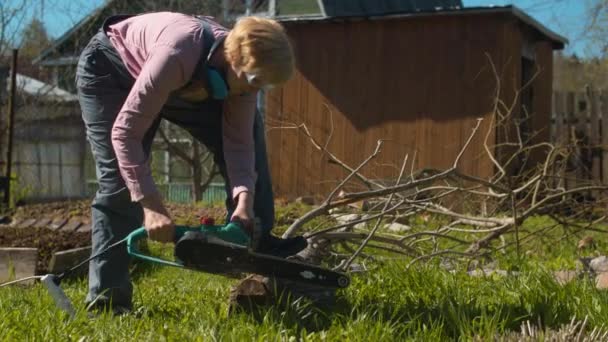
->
[265,14,554,198]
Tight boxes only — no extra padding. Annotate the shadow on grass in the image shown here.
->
[222,271,588,338]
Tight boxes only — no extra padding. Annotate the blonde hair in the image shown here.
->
[224,16,295,85]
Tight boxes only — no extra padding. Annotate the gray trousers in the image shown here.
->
[76,31,275,308]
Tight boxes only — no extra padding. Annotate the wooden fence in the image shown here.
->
[552,90,608,185]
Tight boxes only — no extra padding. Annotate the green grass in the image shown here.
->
[1,255,608,340]
[2,210,608,340]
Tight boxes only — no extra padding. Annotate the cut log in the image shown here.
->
[228,274,337,316]
[48,246,92,275]
[0,248,38,284]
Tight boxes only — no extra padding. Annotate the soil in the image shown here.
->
[0,227,90,273]
[8,200,228,226]
[0,200,228,273]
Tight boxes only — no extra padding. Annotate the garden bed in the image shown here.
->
[0,200,228,280]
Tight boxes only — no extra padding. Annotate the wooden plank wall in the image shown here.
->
[266,13,550,198]
[12,116,87,200]
[552,90,608,185]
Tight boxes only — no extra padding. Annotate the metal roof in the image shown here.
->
[277,5,567,49]
[317,0,462,17]
[8,73,78,102]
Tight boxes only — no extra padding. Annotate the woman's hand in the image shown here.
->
[230,192,254,232]
[140,193,175,242]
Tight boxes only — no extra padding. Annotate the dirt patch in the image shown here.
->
[10,200,92,224]
[1,200,228,274]
[9,200,227,227]
[0,227,90,273]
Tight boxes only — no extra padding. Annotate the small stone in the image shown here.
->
[353,214,372,230]
[467,269,513,277]
[553,270,578,285]
[328,207,346,215]
[348,200,370,211]
[589,256,608,274]
[577,236,595,250]
[332,214,360,225]
[353,222,367,230]
[440,259,457,271]
[349,263,365,272]
[295,196,315,205]
[467,269,487,277]
[596,273,608,289]
[384,222,411,233]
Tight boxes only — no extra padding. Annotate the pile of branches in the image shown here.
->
[274,83,608,273]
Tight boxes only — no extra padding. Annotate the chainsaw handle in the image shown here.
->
[127,225,213,267]
[126,227,184,267]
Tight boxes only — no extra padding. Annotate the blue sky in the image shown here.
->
[463,0,590,56]
[7,0,595,57]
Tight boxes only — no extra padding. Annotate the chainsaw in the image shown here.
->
[127,221,350,289]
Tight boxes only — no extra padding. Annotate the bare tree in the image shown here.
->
[157,123,220,202]
[586,0,608,56]
[0,0,32,57]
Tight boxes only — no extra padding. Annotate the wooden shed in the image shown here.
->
[264,5,567,198]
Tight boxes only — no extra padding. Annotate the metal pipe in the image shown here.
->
[4,49,17,205]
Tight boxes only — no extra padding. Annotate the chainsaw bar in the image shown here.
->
[174,231,350,289]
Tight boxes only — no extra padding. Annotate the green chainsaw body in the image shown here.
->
[126,222,249,268]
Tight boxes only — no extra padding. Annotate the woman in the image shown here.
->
[76,12,294,313]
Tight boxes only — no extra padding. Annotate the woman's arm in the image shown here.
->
[111,46,188,241]
[111,46,186,201]
[222,93,258,224]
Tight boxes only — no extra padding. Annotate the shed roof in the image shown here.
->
[277,5,567,49]
[8,73,78,102]
[317,0,462,17]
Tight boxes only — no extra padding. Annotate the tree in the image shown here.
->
[0,0,31,57]
[158,123,221,202]
[19,18,52,59]
[554,52,608,91]
[586,0,608,57]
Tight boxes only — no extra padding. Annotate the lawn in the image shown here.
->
[1,207,608,340]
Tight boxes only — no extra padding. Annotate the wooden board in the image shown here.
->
[34,218,52,229]
[49,218,68,230]
[62,220,82,232]
[48,246,92,275]
[18,219,37,229]
[0,248,38,284]
[76,224,91,233]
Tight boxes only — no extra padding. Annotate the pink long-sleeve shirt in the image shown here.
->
[106,12,257,202]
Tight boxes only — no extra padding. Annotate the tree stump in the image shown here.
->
[228,237,337,315]
[228,274,337,316]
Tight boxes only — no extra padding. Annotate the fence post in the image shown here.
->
[3,49,18,205]
[602,91,608,185]
[552,91,564,189]
[588,89,601,185]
